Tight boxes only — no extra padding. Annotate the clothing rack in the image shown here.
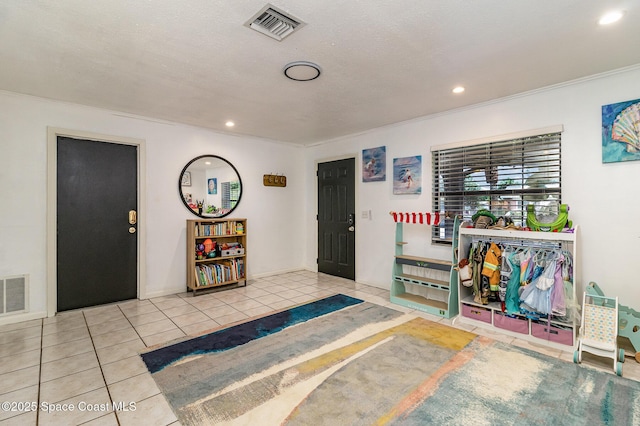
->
[457,225,579,350]
[470,236,570,251]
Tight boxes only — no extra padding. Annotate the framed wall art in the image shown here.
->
[602,97,640,163]
[207,178,217,195]
[393,155,422,194]
[181,171,191,186]
[362,146,386,182]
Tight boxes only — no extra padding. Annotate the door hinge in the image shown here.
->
[316,258,318,264]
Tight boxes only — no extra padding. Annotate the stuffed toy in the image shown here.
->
[472,209,496,229]
[526,204,572,232]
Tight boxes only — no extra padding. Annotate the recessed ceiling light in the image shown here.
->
[283,61,321,81]
[599,11,624,25]
[225,121,235,127]
[452,86,465,94]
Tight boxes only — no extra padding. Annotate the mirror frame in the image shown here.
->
[178,155,243,219]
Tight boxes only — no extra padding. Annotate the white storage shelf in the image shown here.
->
[390,218,460,319]
[456,225,579,350]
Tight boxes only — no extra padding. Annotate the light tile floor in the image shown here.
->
[1,270,638,425]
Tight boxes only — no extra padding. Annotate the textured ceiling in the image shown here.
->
[1,1,639,145]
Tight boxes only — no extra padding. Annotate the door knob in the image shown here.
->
[129,210,137,225]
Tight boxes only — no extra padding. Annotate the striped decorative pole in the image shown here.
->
[389,211,441,225]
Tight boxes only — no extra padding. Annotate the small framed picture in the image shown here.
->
[181,171,191,186]
[362,146,386,182]
[393,155,422,194]
[208,178,217,194]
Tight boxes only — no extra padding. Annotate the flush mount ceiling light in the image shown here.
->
[599,10,625,25]
[225,121,235,127]
[283,61,321,81]
[452,86,465,94]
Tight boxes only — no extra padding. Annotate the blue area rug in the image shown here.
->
[141,294,640,425]
[141,293,363,373]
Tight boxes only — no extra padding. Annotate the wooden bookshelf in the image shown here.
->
[186,218,246,295]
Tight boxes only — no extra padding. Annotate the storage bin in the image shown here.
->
[221,248,244,256]
[461,304,491,324]
[494,312,529,334]
[531,321,574,346]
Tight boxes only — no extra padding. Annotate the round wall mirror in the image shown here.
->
[179,155,243,218]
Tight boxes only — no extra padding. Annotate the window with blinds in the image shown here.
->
[221,181,241,210]
[431,131,562,244]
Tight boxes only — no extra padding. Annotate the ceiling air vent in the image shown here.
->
[245,4,305,41]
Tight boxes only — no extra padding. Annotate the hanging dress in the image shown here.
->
[505,250,522,315]
[529,249,546,283]
[518,249,533,293]
[520,251,559,315]
[534,250,557,291]
[499,246,513,311]
[550,252,566,317]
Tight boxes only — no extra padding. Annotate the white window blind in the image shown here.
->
[221,181,241,210]
[431,131,562,244]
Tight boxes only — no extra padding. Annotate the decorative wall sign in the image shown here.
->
[393,155,422,194]
[362,146,386,182]
[263,174,286,187]
[602,97,640,163]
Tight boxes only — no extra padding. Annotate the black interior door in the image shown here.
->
[317,158,355,280]
[57,137,138,311]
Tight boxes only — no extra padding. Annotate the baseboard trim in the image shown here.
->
[144,287,186,300]
[143,269,311,299]
[0,310,47,326]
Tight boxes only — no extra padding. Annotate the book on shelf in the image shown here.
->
[195,224,218,237]
[236,259,245,279]
[194,221,243,237]
[195,260,244,287]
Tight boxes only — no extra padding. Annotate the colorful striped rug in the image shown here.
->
[141,294,640,425]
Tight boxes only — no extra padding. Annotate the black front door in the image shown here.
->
[317,158,355,280]
[56,137,138,311]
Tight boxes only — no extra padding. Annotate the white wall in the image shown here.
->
[2,65,640,324]
[304,66,640,309]
[0,91,305,323]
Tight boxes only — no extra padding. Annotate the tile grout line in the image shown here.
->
[2,273,637,425]
[35,317,43,426]
[83,310,122,426]
[147,298,188,343]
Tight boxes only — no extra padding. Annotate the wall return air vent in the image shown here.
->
[0,274,28,317]
[245,4,305,41]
